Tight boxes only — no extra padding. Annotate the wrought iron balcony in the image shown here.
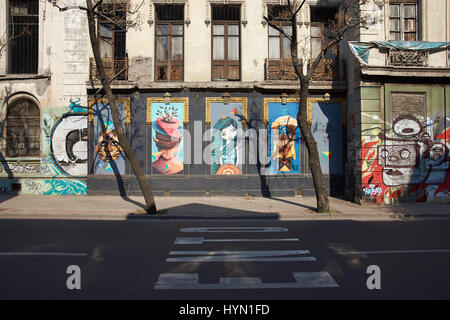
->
[89,57,128,81]
[310,58,345,81]
[388,50,428,67]
[264,58,298,81]
[265,58,344,81]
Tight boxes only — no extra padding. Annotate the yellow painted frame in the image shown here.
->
[88,97,131,125]
[146,97,189,125]
[205,97,248,126]
[263,97,306,124]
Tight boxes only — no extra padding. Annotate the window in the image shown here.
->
[212,5,240,81]
[155,5,184,81]
[97,2,127,78]
[8,0,39,74]
[310,6,339,61]
[389,1,417,41]
[4,98,40,157]
[267,6,292,60]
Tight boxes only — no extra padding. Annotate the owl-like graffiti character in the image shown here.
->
[378,115,448,186]
[95,130,123,162]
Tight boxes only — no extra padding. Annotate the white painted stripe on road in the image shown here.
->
[154,272,339,290]
[166,250,316,262]
[0,252,88,257]
[167,256,317,262]
[169,250,310,255]
[180,227,288,233]
[174,237,299,244]
[338,249,450,255]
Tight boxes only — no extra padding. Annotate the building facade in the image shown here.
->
[0,0,448,203]
[347,0,450,204]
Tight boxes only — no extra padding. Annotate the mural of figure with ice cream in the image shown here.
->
[151,103,184,175]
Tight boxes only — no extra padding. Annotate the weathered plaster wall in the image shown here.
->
[0,1,89,195]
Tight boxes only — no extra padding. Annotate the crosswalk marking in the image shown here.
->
[154,272,339,290]
[180,227,288,233]
[338,249,450,255]
[175,237,299,244]
[0,252,88,257]
[153,225,340,290]
[166,250,316,262]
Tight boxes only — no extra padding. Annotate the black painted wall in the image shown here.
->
[87,88,346,197]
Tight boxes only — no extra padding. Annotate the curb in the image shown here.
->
[0,211,421,221]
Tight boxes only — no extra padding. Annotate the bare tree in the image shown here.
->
[264,0,383,213]
[53,0,156,214]
[0,26,30,58]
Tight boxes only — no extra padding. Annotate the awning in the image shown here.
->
[348,41,450,65]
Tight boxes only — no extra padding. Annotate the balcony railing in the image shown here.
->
[89,57,128,81]
[388,50,429,67]
[265,58,344,81]
[264,58,298,81]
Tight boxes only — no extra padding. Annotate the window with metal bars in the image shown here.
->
[155,4,184,81]
[212,5,241,81]
[4,98,40,157]
[8,0,39,74]
[96,2,127,79]
[389,1,417,41]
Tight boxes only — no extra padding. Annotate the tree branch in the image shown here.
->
[263,16,292,42]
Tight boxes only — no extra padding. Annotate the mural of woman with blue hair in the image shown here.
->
[211,116,241,175]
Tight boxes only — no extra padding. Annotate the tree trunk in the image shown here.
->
[86,0,156,214]
[297,80,330,213]
[289,11,330,213]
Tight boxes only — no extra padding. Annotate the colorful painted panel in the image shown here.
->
[310,100,344,174]
[267,102,301,175]
[0,98,88,195]
[362,115,449,204]
[150,102,185,175]
[209,101,245,175]
[50,113,88,177]
[91,99,127,175]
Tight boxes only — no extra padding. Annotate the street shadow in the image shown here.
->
[90,95,147,209]
[126,203,280,220]
[268,197,316,212]
[0,151,20,203]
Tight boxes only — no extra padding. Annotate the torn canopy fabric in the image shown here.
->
[348,41,450,65]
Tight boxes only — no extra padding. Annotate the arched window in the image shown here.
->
[4,98,40,157]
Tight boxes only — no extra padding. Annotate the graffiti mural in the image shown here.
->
[362,114,449,204]
[43,179,87,195]
[51,114,88,177]
[266,101,301,175]
[91,99,128,175]
[209,101,245,175]
[151,102,185,175]
[0,100,88,196]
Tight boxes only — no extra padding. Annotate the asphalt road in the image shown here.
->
[0,218,450,300]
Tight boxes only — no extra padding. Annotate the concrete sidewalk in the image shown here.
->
[0,194,448,220]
